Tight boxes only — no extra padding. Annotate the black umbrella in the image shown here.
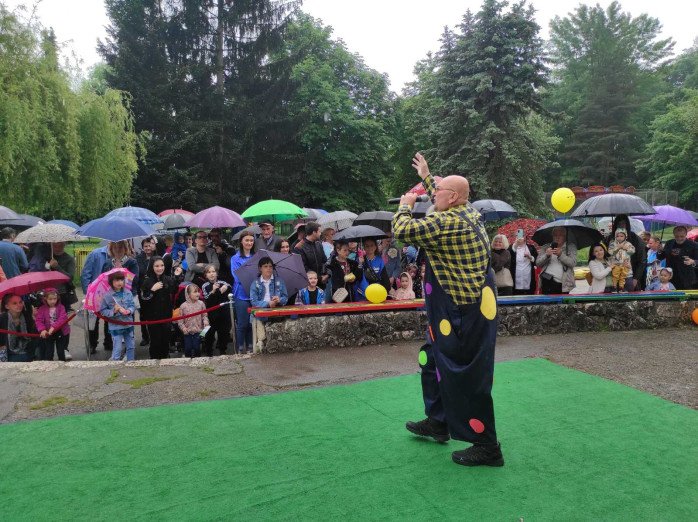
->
[0,214,45,230]
[353,211,395,233]
[532,219,603,249]
[571,193,656,218]
[412,201,435,219]
[471,200,518,221]
[333,225,388,242]
[0,206,20,221]
[161,213,190,230]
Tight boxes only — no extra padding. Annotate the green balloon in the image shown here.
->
[418,351,427,366]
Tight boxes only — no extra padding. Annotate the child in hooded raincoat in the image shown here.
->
[390,272,416,300]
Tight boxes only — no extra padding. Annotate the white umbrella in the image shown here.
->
[317,211,357,232]
[14,224,87,243]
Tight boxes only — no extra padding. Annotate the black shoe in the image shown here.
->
[140,339,149,346]
[104,344,113,351]
[406,418,450,443]
[451,442,504,467]
[90,347,97,355]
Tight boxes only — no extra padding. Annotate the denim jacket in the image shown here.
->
[100,288,136,333]
[249,276,288,308]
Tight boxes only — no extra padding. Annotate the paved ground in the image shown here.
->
[1,328,695,424]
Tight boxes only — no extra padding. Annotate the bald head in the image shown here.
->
[434,175,470,211]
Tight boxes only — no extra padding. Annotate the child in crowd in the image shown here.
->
[326,242,362,302]
[645,235,665,288]
[608,228,636,292]
[200,265,231,356]
[177,284,209,357]
[646,268,676,291]
[250,257,288,308]
[100,271,137,361]
[296,270,326,305]
[140,256,180,359]
[171,232,188,269]
[406,264,422,298]
[36,288,70,361]
[588,243,612,294]
[390,272,416,300]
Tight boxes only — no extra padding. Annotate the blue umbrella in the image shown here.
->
[76,216,158,242]
[106,206,163,225]
[233,249,309,297]
[48,219,80,229]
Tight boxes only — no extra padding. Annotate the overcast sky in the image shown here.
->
[5,0,697,92]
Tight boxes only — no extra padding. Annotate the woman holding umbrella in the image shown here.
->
[0,293,38,362]
[535,227,578,294]
[602,215,646,291]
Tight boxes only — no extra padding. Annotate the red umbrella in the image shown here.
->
[408,177,443,196]
[687,228,698,241]
[497,218,547,247]
[0,272,70,299]
[157,209,195,217]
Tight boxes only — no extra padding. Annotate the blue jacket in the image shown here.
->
[80,246,108,292]
[99,288,136,333]
[0,240,28,279]
[250,276,288,308]
[296,287,326,305]
[230,252,253,301]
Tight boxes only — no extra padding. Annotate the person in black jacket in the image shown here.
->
[208,228,236,284]
[295,222,329,289]
[508,235,538,295]
[325,242,362,302]
[602,215,646,291]
[657,226,698,290]
[140,256,181,359]
[201,264,232,355]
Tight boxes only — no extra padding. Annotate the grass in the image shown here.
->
[105,370,119,384]
[29,396,68,410]
[121,375,185,389]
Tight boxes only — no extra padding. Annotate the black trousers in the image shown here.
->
[203,314,231,355]
[541,277,564,295]
[148,323,171,359]
[89,318,112,349]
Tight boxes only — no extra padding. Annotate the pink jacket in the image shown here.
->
[177,299,209,333]
[35,303,70,336]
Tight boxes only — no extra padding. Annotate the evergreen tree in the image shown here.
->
[429,1,555,215]
[547,1,673,188]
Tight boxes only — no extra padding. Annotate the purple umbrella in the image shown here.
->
[634,205,698,227]
[187,206,246,229]
[233,249,309,297]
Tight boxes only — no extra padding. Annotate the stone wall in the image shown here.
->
[260,301,698,353]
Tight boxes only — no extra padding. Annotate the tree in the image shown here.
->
[637,90,698,209]
[546,1,674,188]
[428,1,555,215]
[0,5,139,219]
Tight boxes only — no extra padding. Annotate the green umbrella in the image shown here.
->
[241,200,308,224]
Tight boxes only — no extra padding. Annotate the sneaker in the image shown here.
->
[451,442,504,467]
[405,417,450,443]
[64,349,73,362]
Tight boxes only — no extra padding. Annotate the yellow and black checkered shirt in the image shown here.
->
[391,175,489,305]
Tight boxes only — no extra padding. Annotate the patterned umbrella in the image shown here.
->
[84,268,135,312]
[106,206,163,226]
[317,211,357,232]
[76,216,159,241]
[187,206,246,229]
[497,218,547,247]
[14,224,87,243]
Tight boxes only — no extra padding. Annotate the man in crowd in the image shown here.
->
[393,152,503,468]
[254,221,284,252]
[658,226,698,290]
[0,227,28,279]
[209,228,236,283]
[291,224,306,251]
[135,237,157,346]
[295,222,329,288]
[185,231,219,283]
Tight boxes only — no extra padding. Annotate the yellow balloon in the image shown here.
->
[551,188,576,213]
[365,283,388,304]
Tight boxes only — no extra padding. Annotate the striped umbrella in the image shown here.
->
[106,206,163,226]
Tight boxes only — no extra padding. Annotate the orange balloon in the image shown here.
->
[693,308,698,325]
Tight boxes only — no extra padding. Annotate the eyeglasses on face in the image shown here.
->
[196,235,208,240]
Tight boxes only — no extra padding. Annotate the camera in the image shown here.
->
[550,242,558,249]
[26,291,44,309]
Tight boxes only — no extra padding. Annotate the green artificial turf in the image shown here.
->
[2,359,696,521]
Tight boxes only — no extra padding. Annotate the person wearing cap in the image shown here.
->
[254,221,284,252]
[657,226,698,290]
